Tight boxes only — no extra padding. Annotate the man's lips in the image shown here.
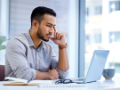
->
[47,34,52,38]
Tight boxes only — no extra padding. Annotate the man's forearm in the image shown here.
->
[34,69,59,80]
[58,47,69,72]
[34,70,50,80]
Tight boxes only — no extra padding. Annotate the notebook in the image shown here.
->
[3,77,56,86]
[72,50,109,84]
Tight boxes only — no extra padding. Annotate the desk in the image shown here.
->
[0,74,120,90]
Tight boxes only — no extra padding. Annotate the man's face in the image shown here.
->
[37,14,56,41]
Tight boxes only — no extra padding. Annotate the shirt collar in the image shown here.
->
[25,31,45,49]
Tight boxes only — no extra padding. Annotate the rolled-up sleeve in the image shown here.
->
[5,39,36,81]
[50,49,69,79]
[56,67,69,79]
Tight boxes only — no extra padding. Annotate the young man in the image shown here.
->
[5,6,69,81]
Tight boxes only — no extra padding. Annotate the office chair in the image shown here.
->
[0,65,5,81]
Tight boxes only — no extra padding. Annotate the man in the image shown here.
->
[5,6,69,81]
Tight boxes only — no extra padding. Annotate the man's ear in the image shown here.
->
[32,20,39,28]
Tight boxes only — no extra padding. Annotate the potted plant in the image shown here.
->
[0,36,6,50]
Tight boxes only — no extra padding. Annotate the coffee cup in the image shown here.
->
[103,68,115,80]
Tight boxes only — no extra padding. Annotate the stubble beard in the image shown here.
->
[37,27,49,42]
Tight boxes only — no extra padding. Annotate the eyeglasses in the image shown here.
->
[55,79,73,84]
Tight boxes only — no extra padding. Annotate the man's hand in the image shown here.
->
[48,69,59,80]
[50,28,67,49]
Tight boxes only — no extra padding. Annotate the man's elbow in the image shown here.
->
[59,71,69,79]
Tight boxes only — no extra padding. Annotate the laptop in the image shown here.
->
[72,50,109,84]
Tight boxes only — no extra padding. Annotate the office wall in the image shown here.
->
[9,0,69,39]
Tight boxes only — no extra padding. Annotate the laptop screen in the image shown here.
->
[84,50,109,83]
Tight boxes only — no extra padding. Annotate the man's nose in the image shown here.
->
[49,27,54,33]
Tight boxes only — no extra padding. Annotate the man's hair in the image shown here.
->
[31,6,56,27]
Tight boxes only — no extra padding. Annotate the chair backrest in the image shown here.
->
[0,65,5,81]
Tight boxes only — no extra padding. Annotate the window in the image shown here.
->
[94,33,102,43]
[109,32,120,43]
[85,35,90,44]
[85,0,120,75]
[95,6,102,15]
[109,1,120,13]
[86,7,90,16]
[0,0,1,34]
[0,0,9,65]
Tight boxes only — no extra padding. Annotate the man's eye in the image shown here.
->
[47,25,51,27]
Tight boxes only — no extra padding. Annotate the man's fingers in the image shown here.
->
[49,37,53,40]
[60,33,63,39]
[54,27,57,38]
[58,33,62,39]
[58,33,60,39]
[49,69,59,79]
[56,32,59,39]
[53,27,64,40]
[55,32,63,39]
[54,31,56,38]
[54,27,57,32]
[54,31,58,39]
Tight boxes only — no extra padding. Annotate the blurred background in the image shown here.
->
[0,0,120,78]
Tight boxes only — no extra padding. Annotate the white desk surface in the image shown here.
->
[0,74,120,90]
